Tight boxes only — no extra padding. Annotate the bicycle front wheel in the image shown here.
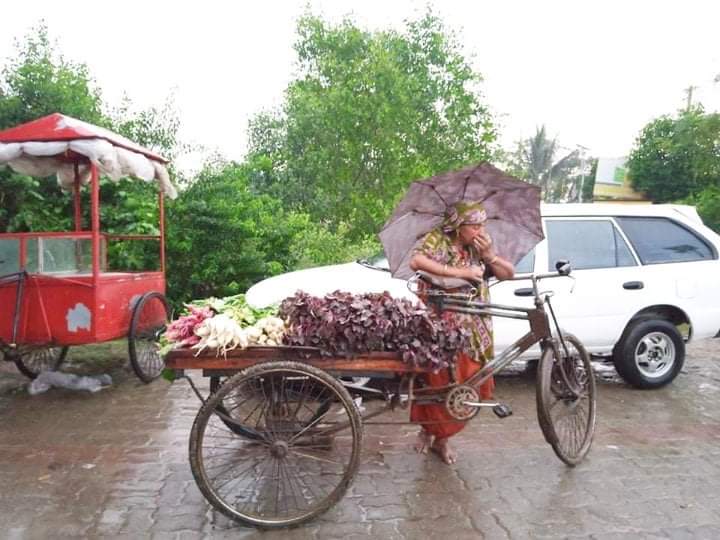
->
[536,333,596,466]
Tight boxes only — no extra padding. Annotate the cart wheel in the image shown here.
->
[209,375,333,440]
[536,333,596,466]
[13,346,69,379]
[191,361,363,528]
[128,292,169,383]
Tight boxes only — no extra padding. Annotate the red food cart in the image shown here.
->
[0,113,174,382]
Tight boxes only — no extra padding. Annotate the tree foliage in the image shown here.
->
[627,107,720,203]
[684,184,720,233]
[248,11,497,238]
[165,158,378,305]
[0,24,182,235]
[505,125,591,202]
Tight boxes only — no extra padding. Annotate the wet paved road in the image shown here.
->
[2,339,720,539]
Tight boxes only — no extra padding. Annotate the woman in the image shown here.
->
[409,201,515,464]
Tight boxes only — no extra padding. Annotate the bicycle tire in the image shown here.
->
[536,333,596,466]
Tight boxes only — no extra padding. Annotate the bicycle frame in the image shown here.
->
[410,270,571,403]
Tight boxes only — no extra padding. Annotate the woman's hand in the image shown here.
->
[473,233,496,261]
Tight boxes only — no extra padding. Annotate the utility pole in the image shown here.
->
[684,85,698,111]
[577,144,589,203]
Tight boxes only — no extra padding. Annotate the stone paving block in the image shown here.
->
[404,491,466,520]
[315,520,371,538]
[369,519,404,538]
[398,516,479,539]
[365,503,412,521]
[153,512,205,533]
[118,508,154,534]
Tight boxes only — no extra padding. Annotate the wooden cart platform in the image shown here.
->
[164,345,429,377]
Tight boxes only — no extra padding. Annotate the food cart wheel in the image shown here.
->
[208,375,332,439]
[128,292,170,383]
[191,361,363,528]
[536,333,597,466]
[13,346,69,379]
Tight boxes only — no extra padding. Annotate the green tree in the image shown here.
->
[165,158,376,305]
[248,10,497,239]
[505,126,588,202]
[627,107,720,202]
[684,184,720,233]
[0,24,106,232]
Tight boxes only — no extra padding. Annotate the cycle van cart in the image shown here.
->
[164,264,597,529]
[0,113,175,382]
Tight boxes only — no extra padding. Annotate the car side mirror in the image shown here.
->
[555,259,571,276]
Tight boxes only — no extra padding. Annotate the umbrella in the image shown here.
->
[379,162,544,279]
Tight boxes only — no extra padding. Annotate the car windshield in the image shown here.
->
[357,252,389,270]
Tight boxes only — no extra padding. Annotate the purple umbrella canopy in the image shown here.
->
[379,162,544,280]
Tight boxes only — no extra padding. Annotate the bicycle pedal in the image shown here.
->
[492,403,513,418]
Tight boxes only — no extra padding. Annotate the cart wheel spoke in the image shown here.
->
[190,361,362,528]
[13,346,68,379]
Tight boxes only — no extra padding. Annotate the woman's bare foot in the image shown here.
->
[430,437,457,465]
[414,429,434,454]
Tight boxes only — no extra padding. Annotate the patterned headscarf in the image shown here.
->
[442,201,487,233]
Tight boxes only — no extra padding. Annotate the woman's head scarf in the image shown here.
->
[442,201,487,233]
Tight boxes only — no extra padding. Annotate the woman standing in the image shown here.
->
[409,201,515,464]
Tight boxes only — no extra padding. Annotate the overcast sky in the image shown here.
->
[2,0,719,172]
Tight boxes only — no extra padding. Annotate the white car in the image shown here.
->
[246,203,720,388]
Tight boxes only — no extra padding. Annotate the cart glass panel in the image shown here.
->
[0,239,20,275]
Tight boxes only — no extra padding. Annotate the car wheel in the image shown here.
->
[613,319,684,389]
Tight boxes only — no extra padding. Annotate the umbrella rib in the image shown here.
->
[426,184,449,207]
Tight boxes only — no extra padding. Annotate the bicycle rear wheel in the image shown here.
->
[536,333,596,466]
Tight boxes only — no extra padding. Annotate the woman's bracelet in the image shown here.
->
[443,263,449,276]
[485,255,499,265]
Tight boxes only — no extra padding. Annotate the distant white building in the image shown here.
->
[593,157,648,202]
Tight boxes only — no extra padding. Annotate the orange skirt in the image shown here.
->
[410,351,495,440]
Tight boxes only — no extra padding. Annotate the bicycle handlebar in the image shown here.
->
[414,259,572,289]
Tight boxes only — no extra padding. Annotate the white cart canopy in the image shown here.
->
[0,113,177,199]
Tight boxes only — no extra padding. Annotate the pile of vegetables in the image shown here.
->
[165,290,469,369]
[163,293,284,355]
[280,291,469,370]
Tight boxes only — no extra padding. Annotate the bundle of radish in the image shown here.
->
[193,313,249,355]
[163,293,283,356]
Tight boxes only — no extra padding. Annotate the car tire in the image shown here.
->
[613,319,685,389]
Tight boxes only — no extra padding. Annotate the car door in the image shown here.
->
[538,217,645,353]
[490,246,538,356]
[614,215,720,340]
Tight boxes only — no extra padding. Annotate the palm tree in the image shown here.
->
[506,126,584,202]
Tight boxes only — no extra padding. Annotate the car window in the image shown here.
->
[357,252,390,271]
[515,248,535,273]
[366,253,389,269]
[546,219,637,271]
[616,217,715,264]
